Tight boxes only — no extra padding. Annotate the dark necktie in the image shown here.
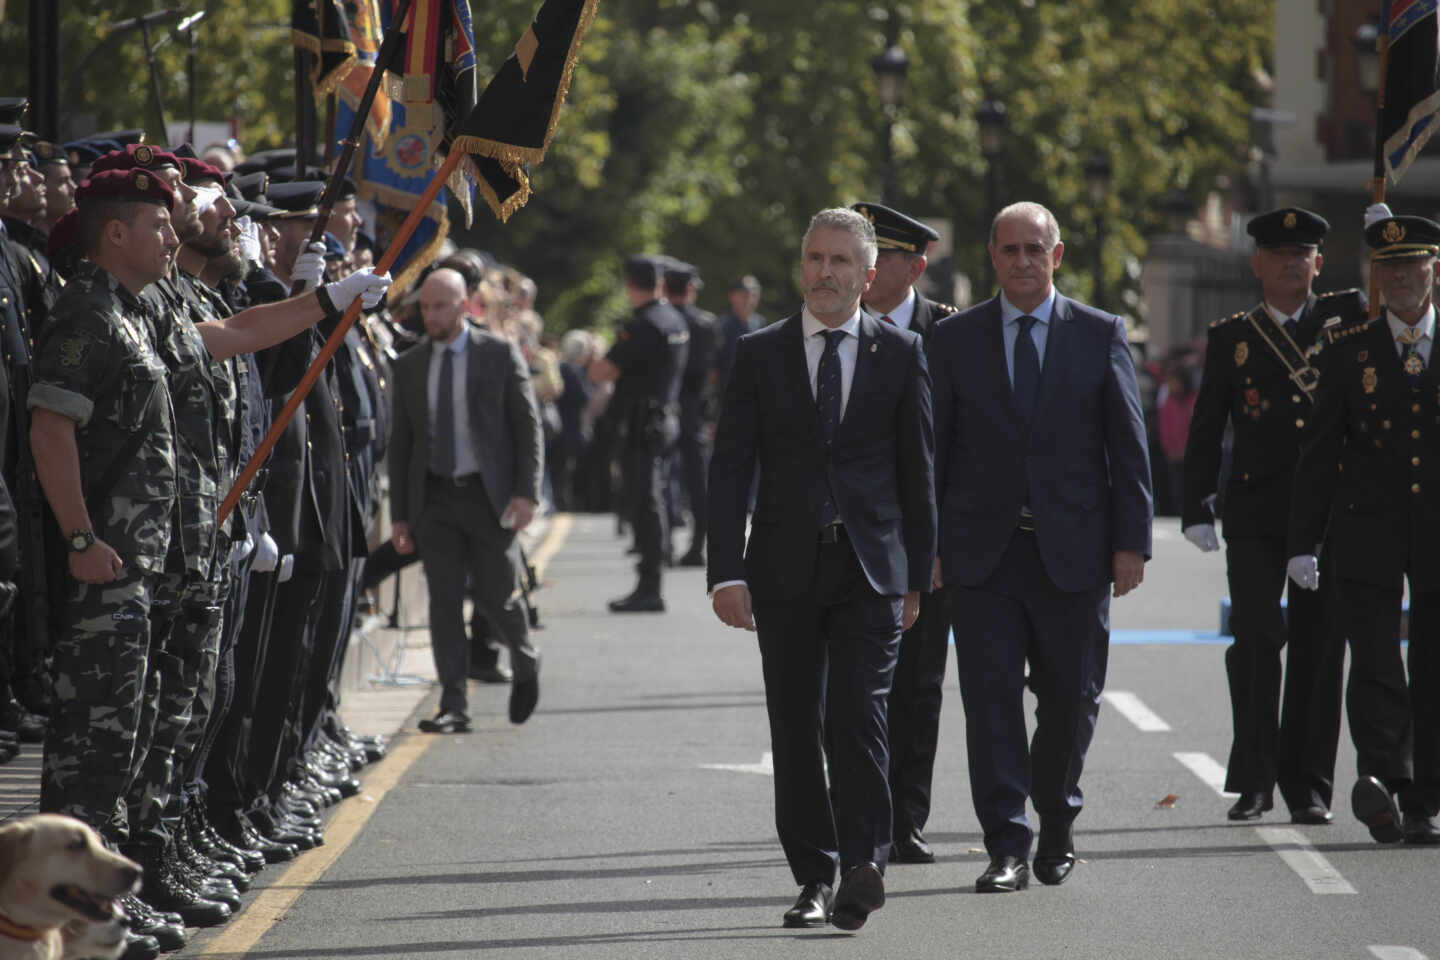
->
[1283,316,1299,339]
[1012,315,1041,427]
[433,347,456,476]
[816,328,846,525]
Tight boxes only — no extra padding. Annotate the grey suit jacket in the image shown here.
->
[388,322,543,525]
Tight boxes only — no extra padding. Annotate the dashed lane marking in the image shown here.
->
[700,751,774,776]
[1101,691,1172,731]
[1173,751,1237,797]
[1254,827,1357,895]
[1369,948,1429,960]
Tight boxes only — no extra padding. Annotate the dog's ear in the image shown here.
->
[0,821,32,886]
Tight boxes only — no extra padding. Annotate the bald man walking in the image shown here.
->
[389,268,543,731]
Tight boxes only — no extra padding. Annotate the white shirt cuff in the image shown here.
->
[709,579,746,597]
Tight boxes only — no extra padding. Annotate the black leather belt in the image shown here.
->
[427,471,482,488]
[818,522,846,544]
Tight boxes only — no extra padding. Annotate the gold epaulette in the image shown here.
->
[1210,308,1250,329]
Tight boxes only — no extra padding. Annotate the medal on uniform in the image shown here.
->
[1234,342,1249,366]
[1244,388,1260,407]
[1362,366,1378,394]
[1405,352,1425,377]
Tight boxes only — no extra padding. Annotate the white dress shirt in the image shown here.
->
[876,287,917,332]
[1387,304,1436,365]
[1264,302,1305,332]
[999,288,1056,386]
[426,327,482,478]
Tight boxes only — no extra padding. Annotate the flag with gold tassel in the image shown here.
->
[335,0,393,146]
[292,0,358,97]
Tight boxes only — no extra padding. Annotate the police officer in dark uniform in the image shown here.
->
[592,254,688,612]
[1289,211,1440,846]
[851,201,957,863]
[1182,208,1353,825]
[664,259,717,568]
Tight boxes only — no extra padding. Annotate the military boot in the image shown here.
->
[119,895,188,952]
[128,845,232,927]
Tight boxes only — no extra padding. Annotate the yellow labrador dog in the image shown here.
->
[0,814,140,960]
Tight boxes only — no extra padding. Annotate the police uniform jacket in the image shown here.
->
[1183,290,1362,538]
[608,299,689,444]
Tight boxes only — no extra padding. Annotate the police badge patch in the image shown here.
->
[1235,342,1249,366]
[1363,367,1378,394]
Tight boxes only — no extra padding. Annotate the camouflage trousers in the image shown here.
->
[40,567,181,842]
[125,567,228,849]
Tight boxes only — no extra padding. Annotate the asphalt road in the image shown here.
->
[186,516,1438,960]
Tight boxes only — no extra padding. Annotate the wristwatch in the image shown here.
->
[67,529,96,553]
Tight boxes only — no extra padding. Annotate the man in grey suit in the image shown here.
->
[389,268,542,731]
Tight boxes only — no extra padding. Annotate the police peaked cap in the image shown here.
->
[1366,214,1440,262]
[1247,207,1329,248]
[851,201,940,254]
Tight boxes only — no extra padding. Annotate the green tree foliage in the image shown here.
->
[1,0,1271,330]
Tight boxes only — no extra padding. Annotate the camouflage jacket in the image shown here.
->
[28,262,177,575]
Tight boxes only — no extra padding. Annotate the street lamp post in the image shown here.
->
[977,98,1007,293]
[1085,151,1113,309]
[871,43,909,206]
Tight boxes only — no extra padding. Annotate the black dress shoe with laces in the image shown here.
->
[419,711,472,733]
[830,863,885,931]
[781,881,833,928]
[1352,776,1403,844]
[975,856,1029,893]
[608,589,665,612]
[1290,804,1334,825]
[1227,791,1273,821]
[1401,812,1440,845]
[890,829,935,864]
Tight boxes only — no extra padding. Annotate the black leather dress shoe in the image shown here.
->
[781,881,833,928]
[469,664,513,684]
[419,711,472,733]
[1401,812,1440,845]
[830,863,885,931]
[608,589,665,612]
[120,929,162,960]
[975,856,1029,893]
[1227,791,1274,821]
[1033,853,1077,886]
[891,829,935,864]
[1290,804,1334,825]
[1352,775,1403,844]
[510,674,540,725]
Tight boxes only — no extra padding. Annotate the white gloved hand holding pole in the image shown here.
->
[323,267,392,312]
[252,533,279,573]
[1183,523,1220,553]
[1287,554,1320,591]
[290,241,327,293]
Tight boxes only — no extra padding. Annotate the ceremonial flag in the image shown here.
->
[292,0,358,97]
[452,0,601,221]
[1382,0,1440,183]
[336,0,393,146]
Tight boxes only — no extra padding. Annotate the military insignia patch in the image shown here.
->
[1406,353,1425,377]
[134,144,154,166]
[1383,220,1405,244]
[58,333,90,368]
[134,171,150,191]
[1363,367,1378,394]
[1245,388,1260,406]
[1234,342,1249,366]
[1284,212,1297,229]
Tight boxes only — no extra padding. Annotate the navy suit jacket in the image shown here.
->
[931,293,1152,593]
[707,310,936,602]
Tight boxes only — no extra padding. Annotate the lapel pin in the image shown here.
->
[870,344,877,353]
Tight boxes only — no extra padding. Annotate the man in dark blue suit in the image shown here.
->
[931,201,1152,892]
[708,207,935,932]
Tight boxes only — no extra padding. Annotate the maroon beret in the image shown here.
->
[181,156,226,186]
[76,168,176,210]
[46,209,78,258]
[89,143,182,177]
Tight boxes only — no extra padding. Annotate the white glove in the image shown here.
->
[323,267,392,312]
[251,533,279,573]
[278,554,295,584]
[228,533,255,566]
[1365,203,1394,230]
[291,241,326,293]
[1287,554,1320,591]
[1183,523,1220,553]
[236,216,262,268]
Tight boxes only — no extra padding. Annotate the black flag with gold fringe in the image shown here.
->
[451,0,600,221]
[292,0,359,97]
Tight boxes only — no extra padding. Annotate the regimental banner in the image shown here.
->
[292,0,358,97]
[1382,0,1440,183]
[337,0,392,146]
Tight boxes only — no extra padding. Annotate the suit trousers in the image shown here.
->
[1334,575,1440,816]
[754,531,902,886]
[1222,537,1343,808]
[416,477,539,716]
[950,529,1110,860]
[887,589,949,839]
[206,568,278,817]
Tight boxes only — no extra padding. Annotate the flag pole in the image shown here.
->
[218,146,465,526]
[1369,0,1393,318]
[291,0,416,297]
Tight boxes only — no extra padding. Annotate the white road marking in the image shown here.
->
[700,752,773,776]
[1369,948,1429,960]
[1173,751,1238,797]
[1254,827,1356,895]
[1101,691,1172,731]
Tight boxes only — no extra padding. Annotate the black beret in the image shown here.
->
[623,253,659,288]
[0,98,28,126]
[1247,207,1329,248]
[90,144,182,176]
[852,201,940,254]
[76,167,176,210]
[266,180,326,218]
[1366,214,1440,262]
